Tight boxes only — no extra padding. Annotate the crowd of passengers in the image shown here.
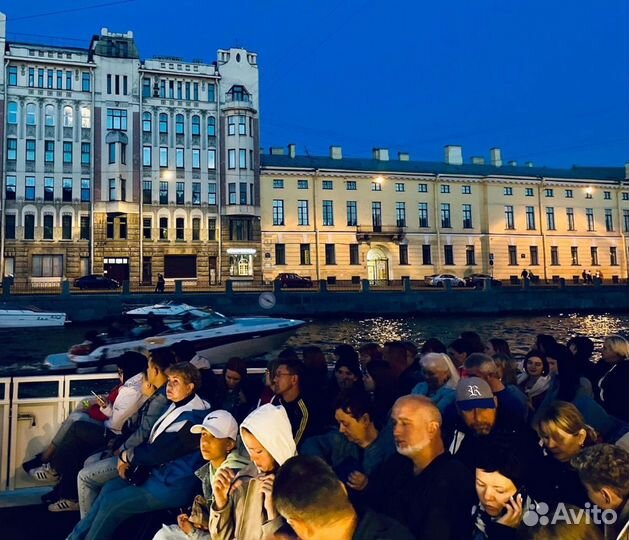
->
[21,332,629,540]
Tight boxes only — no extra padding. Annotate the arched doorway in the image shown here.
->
[366,246,389,285]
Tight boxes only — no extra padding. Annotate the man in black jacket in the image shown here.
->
[273,455,414,540]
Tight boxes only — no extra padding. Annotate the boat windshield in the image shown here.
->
[163,308,231,333]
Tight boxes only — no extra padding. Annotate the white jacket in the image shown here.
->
[100,372,147,435]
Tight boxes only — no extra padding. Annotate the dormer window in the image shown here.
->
[228,85,250,102]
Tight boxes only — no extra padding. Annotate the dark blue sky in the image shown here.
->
[4,0,628,168]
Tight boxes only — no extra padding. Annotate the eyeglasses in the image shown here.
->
[273,371,293,379]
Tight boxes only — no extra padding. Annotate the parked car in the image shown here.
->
[465,273,503,288]
[73,274,121,290]
[425,273,466,287]
[274,273,313,288]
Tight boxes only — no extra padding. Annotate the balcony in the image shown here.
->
[222,98,256,113]
[356,225,406,243]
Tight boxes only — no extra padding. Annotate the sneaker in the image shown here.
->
[22,454,43,474]
[48,499,79,512]
[29,463,59,482]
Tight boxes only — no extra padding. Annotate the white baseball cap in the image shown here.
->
[190,410,238,441]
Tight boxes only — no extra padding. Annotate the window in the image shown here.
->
[228,149,236,169]
[239,149,247,169]
[301,244,312,265]
[444,245,454,265]
[175,114,184,135]
[604,191,611,200]
[8,66,17,86]
[142,78,151,98]
[441,185,450,194]
[159,113,168,133]
[228,116,236,135]
[466,245,475,265]
[207,116,216,136]
[159,217,168,240]
[228,183,236,204]
[8,102,18,124]
[418,183,428,192]
[192,182,201,205]
[80,107,91,128]
[109,178,116,201]
[346,201,357,226]
[5,176,16,200]
[323,200,334,226]
[65,70,72,90]
[38,69,44,88]
[418,202,429,228]
[396,202,406,227]
[81,179,90,202]
[349,244,359,265]
[298,200,310,226]
[208,183,217,205]
[32,255,63,277]
[43,214,54,240]
[28,68,34,87]
[503,187,513,196]
[399,245,409,265]
[7,139,17,161]
[143,112,152,133]
[44,104,55,126]
[207,149,216,169]
[550,246,559,266]
[62,215,72,240]
[605,209,614,232]
[585,191,593,200]
[298,179,309,189]
[208,218,216,241]
[107,109,127,130]
[238,116,247,135]
[508,245,518,266]
[273,200,285,225]
[142,180,152,204]
[26,103,37,125]
[25,177,35,200]
[371,182,382,192]
[462,204,473,229]
[275,244,286,265]
[159,147,168,167]
[372,202,381,230]
[142,146,152,167]
[143,218,152,240]
[24,214,35,240]
[440,203,451,228]
[591,247,599,266]
[63,106,74,127]
[239,182,247,205]
[504,205,514,229]
[191,115,200,136]
[81,143,91,165]
[40,177,53,202]
[545,188,554,197]
[566,208,575,231]
[571,247,579,266]
[273,179,284,189]
[107,74,112,94]
[192,218,201,241]
[193,83,199,101]
[546,207,555,230]
[610,247,618,266]
[525,206,535,230]
[623,193,629,201]
[208,84,216,102]
[61,141,73,164]
[422,244,432,265]
[5,215,16,239]
[47,69,53,89]
[624,210,629,233]
[530,246,539,266]
[565,189,573,198]
[586,208,595,231]
[175,147,184,168]
[176,81,182,100]
[345,180,356,191]
[325,244,336,265]
[26,140,36,161]
[176,182,185,205]
[462,185,471,194]
[176,218,184,240]
[322,180,333,190]
[42,141,56,165]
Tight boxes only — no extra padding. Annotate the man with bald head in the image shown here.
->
[362,395,475,540]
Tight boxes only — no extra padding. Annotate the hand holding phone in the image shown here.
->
[91,390,106,406]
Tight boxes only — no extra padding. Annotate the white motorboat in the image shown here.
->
[0,304,67,328]
[45,303,305,368]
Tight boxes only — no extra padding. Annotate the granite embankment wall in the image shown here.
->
[3,281,627,322]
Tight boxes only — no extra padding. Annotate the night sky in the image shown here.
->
[3,0,628,168]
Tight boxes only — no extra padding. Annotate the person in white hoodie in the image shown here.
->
[209,404,297,540]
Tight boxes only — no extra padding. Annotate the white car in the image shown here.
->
[427,273,466,287]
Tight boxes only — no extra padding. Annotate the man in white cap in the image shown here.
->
[153,410,249,540]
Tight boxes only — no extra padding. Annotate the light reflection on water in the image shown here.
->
[1,312,628,375]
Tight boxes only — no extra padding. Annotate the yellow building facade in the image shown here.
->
[260,146,629,284]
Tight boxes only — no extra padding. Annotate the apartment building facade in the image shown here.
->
[260,145,629,284]
[0,12,261,286]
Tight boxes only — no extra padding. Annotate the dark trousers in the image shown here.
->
[51,420,113,499]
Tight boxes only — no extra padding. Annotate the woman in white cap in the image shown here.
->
[153,410,249,540]
[209,403,297,540]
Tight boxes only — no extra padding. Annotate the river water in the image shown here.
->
[1,312,627,375]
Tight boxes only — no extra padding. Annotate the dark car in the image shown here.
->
[74,274,121,290]
[275,272,313,288]
[465,273,503,289]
